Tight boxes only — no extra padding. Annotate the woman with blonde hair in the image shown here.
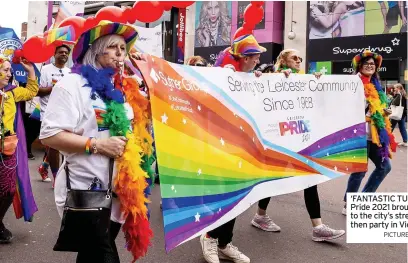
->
[251,48,346,243]
[0,56,38,243]
[195,1,231,47]
[390,83,407,146]
[40,21,154,262]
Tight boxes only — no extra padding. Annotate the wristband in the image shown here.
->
[91,138,98,154]
[85,137,93,155]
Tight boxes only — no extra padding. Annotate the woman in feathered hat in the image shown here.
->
[39,21,154,262]
[342,50,397,215]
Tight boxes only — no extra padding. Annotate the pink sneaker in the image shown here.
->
[251,214,281,232]
[312,224,345,242]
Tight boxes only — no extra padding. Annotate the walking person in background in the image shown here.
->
[251,48,345,242]
[342,50,397,214]
[0,56,38,243]
[37,44,71,184]
[390,83,407,147]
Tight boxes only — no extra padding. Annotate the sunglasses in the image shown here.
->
[362,62,376,67]
[290,55,303,62]
[194,63,207,67]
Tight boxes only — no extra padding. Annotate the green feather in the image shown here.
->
[102,101,130,137]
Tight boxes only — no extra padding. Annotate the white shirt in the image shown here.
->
[39,64,71,120]
[39,73,134,223]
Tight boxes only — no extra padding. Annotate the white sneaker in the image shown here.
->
[251,214,281,232]
[398,142,408,147]
[200,234,220,263]
[342,207,347,216]
[219,243,250,263]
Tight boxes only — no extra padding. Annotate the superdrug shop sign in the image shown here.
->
[308,33,407,61]
[332,59,400,80]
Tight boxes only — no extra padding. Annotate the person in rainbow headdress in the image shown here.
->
[39,21,154,262]
[342,50,397,215]
[0,55,38,243]
[200,34,267,263]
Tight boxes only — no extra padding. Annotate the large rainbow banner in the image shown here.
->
[136,56,368,252]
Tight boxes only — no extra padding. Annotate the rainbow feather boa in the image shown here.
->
[361,74,397,159]
[75,65,154,262]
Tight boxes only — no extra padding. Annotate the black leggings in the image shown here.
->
[76,221,122,263]
[207,218,236,247]
[258,185,321,219]
[23,114,41,154]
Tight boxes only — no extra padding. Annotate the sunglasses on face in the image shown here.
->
[290,55,303,62]
[363,62,376,67]
[194,62,207,67]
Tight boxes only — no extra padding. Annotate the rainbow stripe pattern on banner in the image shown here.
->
[136,57,367,252]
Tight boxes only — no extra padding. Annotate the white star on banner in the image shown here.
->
[171,185,175,191]
[195,212,201,222]
[238,161,242,168]
[326,153,330,156]
[218,208,222,213]
[240,126,243,130]
[161,113,168,124]
[346,167,349,171]
[318,145,320,148]
[353,129,357,134]
[197,105,201,111]
[220,138,225,146]
[150,68,159,83]
[182,118,187,124]
[197,169,202,176]
[334,166,338,171]
[391,37,400,46]
[252,137,255,142]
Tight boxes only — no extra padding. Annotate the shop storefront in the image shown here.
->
[306,1,407,89]
[190,1,284,65]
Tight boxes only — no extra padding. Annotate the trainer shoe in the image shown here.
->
[251,214,281,232]
[28,153,35,160]
[0,226,13,244]
[200,234,220,263]
[38,165,51,182]
[398,142,408,147]
[312,224,345,242]
[342,206,347,216]
[219,243,250,263]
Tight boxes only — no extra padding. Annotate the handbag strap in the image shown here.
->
[65,158,114,190]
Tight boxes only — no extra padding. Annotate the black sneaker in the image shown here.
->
[28,153,35,160]
[0,226,13,244]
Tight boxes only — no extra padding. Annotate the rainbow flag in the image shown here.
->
[44,26,76,46]
[29,103,41,121]
[136,56,368,252]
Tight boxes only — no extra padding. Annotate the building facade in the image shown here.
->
[306,1,407,89]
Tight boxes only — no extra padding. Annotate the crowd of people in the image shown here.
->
[0,19,407,263]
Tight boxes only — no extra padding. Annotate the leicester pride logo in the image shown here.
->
[279,120,311,136]
[0,38,22,60]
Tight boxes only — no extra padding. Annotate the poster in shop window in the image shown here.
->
[195,1,232,48]
[137,56,367,252]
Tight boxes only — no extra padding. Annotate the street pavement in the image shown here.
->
[1,132,407,263]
